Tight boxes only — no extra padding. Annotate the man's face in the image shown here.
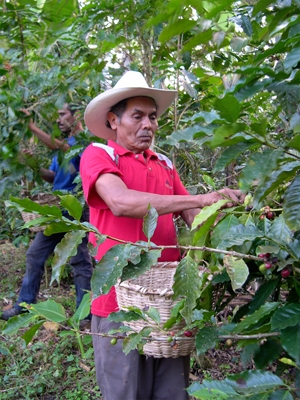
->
[57,104,76,136]
[108,97,158,153]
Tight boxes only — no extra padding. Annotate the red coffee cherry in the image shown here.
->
[265,262,272,269]
[281,268,290,278]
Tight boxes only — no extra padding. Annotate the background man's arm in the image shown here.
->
[22,109,70,152]
[40,168,55,183]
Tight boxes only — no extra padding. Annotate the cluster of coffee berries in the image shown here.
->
[258,253,278,270]
[259,206,275,220]
[258,253,291,278]
[167,330,193,349]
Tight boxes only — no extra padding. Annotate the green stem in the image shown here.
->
[75,331,85,358]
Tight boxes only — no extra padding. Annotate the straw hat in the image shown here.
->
[84,71,177,140]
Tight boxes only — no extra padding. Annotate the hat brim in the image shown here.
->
[84,87,177,140]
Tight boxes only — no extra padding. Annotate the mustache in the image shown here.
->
[137,130,152,138]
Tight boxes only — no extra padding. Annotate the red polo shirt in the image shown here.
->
[80,140,190,317]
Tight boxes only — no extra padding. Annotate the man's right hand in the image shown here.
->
[198,188,245,209]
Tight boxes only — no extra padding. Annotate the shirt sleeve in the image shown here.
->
[80,144,123,209]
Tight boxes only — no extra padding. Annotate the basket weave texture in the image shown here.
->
[21,193,59,232]
[115,262,195,358]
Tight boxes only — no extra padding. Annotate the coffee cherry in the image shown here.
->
[265,262,272,269]
[259,264,266,273]
[259,214,265,220]
[271,257,279,264]
[258,253,265,259]
[281,268,290,278]
[110,337,117,345]
[225,339,233,347]
[183,330,193,337]
[266,212,275,220]
[167,336,173,343]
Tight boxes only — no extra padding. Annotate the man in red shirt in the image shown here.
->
[80,71,244,400]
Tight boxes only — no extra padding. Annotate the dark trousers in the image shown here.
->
[15,209,93,310]
[91,315,190,400]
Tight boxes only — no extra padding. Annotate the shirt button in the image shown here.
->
[149,167,152,170]
[135,155,139,159]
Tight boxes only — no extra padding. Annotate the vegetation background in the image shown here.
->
[1,0,300,399]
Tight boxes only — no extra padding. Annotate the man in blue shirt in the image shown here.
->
[1,104,93,327]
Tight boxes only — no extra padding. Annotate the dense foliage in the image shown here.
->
[1,0,300,398]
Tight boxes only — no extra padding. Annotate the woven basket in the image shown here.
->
[115,262,195,358]
[21,193,59,232]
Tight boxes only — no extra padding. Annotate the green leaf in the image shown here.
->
[22,322,45,345]
[202,175,215,189]
[271,303,300,330]
[267,214,293,246]
[214,94,241,123]
[159,19,197,43]
[287,136,300,151]
[213,142,254,172]
[187,380,237,398]
[191,200,228,230]
[253,161,300,208]
[223,256,249,292]
[50,230,86,285]
[30,300,67,323]
[253,338,282,369]
[195,326,219,355]
[1,312,38,335]
[91,244,142,297]
[217,224,263,250]
[253,0,274,16]
[283,175,300,231]
[108,309,146,323]
[43,220,79,235]
[284,47,300,70]
[188,388,230,399]
[123,329,149,355]
[225,370,286,395]
[240,15,253,37]
[191,214,217,261]
[173,256,202,323]
[249,279,280,314]
[59,194,82,220]
[145,307,160,325]
[281,324,300,363]
[183,29,213,52]
[211,215,240,249]
[233,302,279,333]
[72,292,91,324]
[286,239,300,259]
[239,149,282,193]
[120,248,161,281]
[143,205,158,240]
[165,125,214,145]
[210,123,246,149]
[23,216,57,231]
[8,196,62,217]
